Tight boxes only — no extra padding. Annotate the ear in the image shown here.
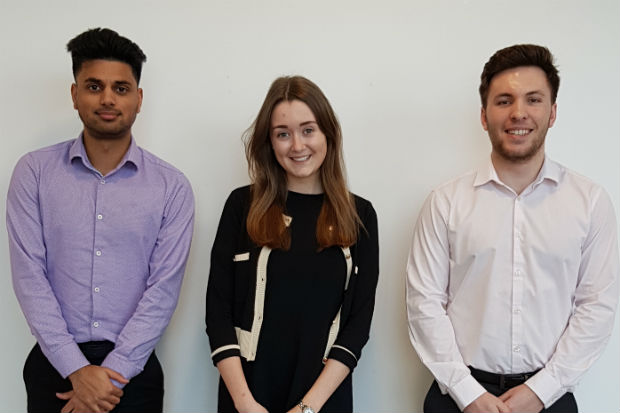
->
[548,102,557,128]
[136,88,143,114]
[480,106,488,131]
[71,83,78,110]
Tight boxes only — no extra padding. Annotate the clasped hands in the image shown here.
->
[56,365,128,413]
[463,384,544,413]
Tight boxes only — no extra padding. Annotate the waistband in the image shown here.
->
[469,366,539,391]
[78,340,115,358]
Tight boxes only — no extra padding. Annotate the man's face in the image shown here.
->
[71,59,143,141]
[481,66,556,163]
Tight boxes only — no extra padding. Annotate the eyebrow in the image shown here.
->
[271,120,318,130]
[83,77,133,86]
[494,90,546,99]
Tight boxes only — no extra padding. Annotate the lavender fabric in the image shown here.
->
[7,136,194,382]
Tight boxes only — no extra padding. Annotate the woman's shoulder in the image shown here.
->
[225,185,252,205]
[351,192,375,215]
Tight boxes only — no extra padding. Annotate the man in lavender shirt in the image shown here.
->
[6,28,194,413]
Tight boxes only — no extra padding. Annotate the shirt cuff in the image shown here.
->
[525,368,565,408]
[101,351,142,386]
[48,342,90,379]
[447,374,487,411]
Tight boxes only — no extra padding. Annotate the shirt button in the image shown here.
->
[513,308,521,314]
[97,214,103,220]
[515,269,521,277]
[94,287,100,293]
[95,250,102,256]
[93,321,100,328]
[100,180,106,185]
[513,345,520,352]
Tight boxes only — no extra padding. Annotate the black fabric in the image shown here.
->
[206,185,379,371]
[211,189,378,413]
[469,366,539,391]
[423,380,578,413]
[24,342,164,413]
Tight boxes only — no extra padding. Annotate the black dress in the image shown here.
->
[208,188,379,413]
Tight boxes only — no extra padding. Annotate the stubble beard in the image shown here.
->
[490,129,547,163]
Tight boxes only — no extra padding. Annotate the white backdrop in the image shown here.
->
[1,1,618,412]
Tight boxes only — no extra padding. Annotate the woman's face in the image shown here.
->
[270,99,327,194]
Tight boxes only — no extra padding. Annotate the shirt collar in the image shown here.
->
[69,134,141,171]
[473,155,562,188]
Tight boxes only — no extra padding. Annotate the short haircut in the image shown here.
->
[479,44,560,107]
[66,28,147,84]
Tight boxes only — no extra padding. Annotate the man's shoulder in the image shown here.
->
[21,139,74,161]
[136,145,190,185]
[431,169,478,197]
[550,159,607,197]
[12,139,75,173]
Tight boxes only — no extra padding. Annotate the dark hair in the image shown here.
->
[67,28,147,84]
[479,44,559,107]
[244,75,360,250]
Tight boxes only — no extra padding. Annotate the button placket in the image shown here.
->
[511,195,526,370]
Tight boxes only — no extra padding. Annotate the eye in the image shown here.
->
[87,84,101,92]
[496,99,510,106]
[275,131,289,139]
[303,127,314,135]
[528,96,543,103]
[116,86,129,94]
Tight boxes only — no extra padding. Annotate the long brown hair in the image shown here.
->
[244,76,360,250]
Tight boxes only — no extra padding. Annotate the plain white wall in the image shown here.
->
[1,1,618,411]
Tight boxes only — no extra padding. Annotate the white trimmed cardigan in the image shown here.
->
[205,186,379,371]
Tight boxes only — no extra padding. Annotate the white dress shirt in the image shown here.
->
[406,156,619,410]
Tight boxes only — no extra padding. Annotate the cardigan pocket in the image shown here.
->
[233,252,250,262]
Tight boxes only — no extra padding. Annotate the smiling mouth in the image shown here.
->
[506,128,532,136]
[291,155,311,162]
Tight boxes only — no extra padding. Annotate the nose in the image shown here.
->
[510,100,527,121]
[291,132,305,151]
[100,87,116,106]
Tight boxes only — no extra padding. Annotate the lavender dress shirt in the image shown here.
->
[7,136,194,383]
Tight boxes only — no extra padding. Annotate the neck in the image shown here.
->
[82,132,132,176]
[287,178,323,195]
[491,150,545,195]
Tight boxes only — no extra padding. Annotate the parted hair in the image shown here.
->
[244,76,360,250]
[67,28,147,84]
[479,44,560,107]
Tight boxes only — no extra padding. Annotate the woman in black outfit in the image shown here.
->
[206,76,379,413]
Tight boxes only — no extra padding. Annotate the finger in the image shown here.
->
[102,393,122,405]
[103,368,129,384]
[60,399,74,413]
[498,400,512,413]
[56,390,74,400]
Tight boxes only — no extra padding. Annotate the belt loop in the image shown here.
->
[499,375,505,391]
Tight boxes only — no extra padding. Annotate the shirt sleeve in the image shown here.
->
[405,190,486,410]
[7,154,90,378]
[205,189,246,365]
[525,187,620,407]
[101,173,195,382]
[327,199,380,370]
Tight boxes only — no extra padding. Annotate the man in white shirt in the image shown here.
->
[406,44,619,413]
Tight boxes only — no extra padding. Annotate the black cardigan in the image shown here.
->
[205,185,379,370]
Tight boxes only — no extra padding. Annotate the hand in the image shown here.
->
[463,391,511,413]
[57,391,95,413]
[236,398,268,413]
[59,365,128,412]
[499,384,544,413]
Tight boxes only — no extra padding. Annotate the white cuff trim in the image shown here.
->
[211,344,240,358]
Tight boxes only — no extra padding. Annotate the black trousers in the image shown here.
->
[24,342,164,413]
[424,378,578,413]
